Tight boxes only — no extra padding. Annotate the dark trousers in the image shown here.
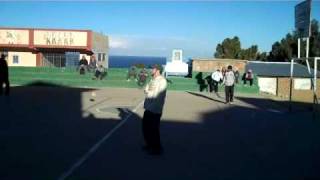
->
[95,71,106,80]
[142,110,162,151]
[212,80,219,93]
[244,79,253,86]
[0,79,10,96]
[225,85,234,103]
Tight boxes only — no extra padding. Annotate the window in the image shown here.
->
[42,53,66,67]
[13,55,19,64]
[96,53,106,62]
[65,52,80,67]
[98,53,102,62]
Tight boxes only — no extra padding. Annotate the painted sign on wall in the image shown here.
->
[294,78,311,90]
[34,30,88,47]
[0,30,29,45]
[258,77,277,95]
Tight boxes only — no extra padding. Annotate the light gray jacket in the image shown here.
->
[223,71,235,86]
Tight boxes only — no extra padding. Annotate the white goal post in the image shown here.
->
[290,57,319,117]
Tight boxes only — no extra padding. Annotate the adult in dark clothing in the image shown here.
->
[78,55,88,75]
[0,54,10,96]
[204,75,213,93]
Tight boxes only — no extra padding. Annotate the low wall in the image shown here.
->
[192,58,247,73]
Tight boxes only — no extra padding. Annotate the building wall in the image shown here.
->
[92,32,109,68]
[277,77,320,103]
[7,51,36,67]
[192,59,247,72]
[0,29,29,45]
[1,28,109,68]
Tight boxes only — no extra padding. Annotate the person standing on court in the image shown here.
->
[234,68,240,84]
[78,55,89,74]
[211,68,223,95]
[0,54,10,96]
[223,65,235,104]
[142,64,167,155]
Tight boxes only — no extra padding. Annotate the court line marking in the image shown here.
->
[57,100,144,180]
[83,97,112,111]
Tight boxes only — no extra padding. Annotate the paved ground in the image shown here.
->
[0,84,319,180]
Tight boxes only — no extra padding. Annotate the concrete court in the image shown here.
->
[1,85,320,180]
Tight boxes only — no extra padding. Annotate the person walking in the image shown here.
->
[142,64,167,155]
[211,68,223,95]
[0,54,10,96]
[223,65,235,104]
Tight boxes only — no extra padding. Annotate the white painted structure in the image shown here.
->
[258,77,277,95]
[164,49,188,76]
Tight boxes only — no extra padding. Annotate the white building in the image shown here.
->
[164,49,188,76]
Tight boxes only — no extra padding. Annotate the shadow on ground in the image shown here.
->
[69,92,320,180]
[0,81,132,180]
[1,83,319,180]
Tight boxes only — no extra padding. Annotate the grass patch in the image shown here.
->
[9,67,259,93]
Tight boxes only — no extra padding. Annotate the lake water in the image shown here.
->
[108,55,167,68]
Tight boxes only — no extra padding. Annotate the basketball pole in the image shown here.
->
[298,38,301,58]
[306,38,311,73]
[290,58,294,112]
[314,58,319,120]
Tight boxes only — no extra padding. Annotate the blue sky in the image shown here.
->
[0,1,320,59]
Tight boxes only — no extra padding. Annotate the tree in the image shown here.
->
[257,52,268,61]
[239,45,258,60]
[214,37,260,60]
[214,36,241,59]
[269,41,286,61]
[310,19,320,57]
[214,43,224,58]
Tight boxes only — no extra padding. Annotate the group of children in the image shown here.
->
[127,65,149,86]
[210,66,254,104]
[77,58,148,85]
[78,55,107,80]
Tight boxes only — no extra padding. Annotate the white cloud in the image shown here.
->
[109,37,128,49]
[108,34,214,58]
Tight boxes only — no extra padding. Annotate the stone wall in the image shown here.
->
[276,77,320,103]
[192,58,247,73]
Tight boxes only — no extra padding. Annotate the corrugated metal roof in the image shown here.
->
[246,61,320,78]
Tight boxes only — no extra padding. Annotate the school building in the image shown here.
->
[0,27,109,68]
